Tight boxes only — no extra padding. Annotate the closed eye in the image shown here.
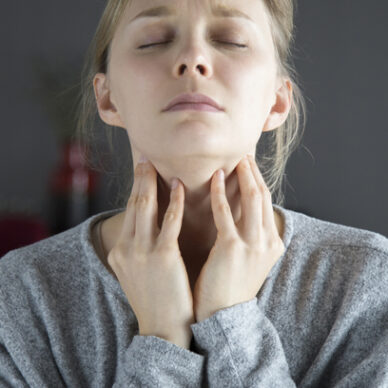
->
[137,41,247,49]
[137,41,170,49]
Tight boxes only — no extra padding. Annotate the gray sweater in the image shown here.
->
[0,204,387,387]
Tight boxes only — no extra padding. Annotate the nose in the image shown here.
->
[172,40,213,79]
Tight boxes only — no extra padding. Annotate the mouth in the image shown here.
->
[163,93,224,112]
[165,102,222,112]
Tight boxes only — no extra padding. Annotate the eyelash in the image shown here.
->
[138,40,247,50]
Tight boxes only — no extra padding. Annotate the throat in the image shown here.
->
[178,233,214,291]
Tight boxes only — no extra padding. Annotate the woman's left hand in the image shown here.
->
[193,154,285,323]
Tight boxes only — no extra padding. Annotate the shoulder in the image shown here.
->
[0,222,87,308]
[275,205,388,291]
[0,209,124,338]
[0,222,83,275]
[282,206,388,257]
[0,208,123,285]
[0,208,124,305]
[0,208,112,303]
[274,207,387,335]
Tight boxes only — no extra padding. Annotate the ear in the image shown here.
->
[93,73,125,128]
[262,78,293,132]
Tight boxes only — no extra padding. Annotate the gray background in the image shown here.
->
[1,1,387,237]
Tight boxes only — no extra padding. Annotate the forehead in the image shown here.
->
[121,0,271,30]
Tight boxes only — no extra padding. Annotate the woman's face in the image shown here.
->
[96,0,290,179]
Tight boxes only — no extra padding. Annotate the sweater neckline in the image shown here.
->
[81,204,294,294]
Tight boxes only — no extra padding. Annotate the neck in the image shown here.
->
[155,167,242,250]
[97,169,284,286]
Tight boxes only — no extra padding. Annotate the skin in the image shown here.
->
[92,0,292,341]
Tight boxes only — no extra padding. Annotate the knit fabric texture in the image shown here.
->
[0,204,387,387]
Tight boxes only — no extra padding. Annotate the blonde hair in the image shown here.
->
[75,0,307,208]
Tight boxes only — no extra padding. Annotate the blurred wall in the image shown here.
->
[1,0,387,237]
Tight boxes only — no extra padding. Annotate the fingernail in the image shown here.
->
[171,178,179,190]
[218,169,225,181]
[139,155,148,164]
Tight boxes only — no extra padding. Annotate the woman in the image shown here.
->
[1,0,387,387]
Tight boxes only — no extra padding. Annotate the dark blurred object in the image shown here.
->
[30,58,101,234]
[30,56,83,144]
[48,140,99,235]
[0,214,50,258]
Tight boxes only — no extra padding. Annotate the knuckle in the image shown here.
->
[216,201,230,214]
[136,194,152,209]
[114,241,129,256]
[134,165,144,178]
[213,185,224,195]
[127,196,137,208]
[222,235,240,250]
[273,238,285,252]
[155,241,178,257]
[132,238,150,255]
[107,245,124,267]
[158,242,177,253]
[164,209,178,222]
[262,186,272,200]
[142,165,154,178]
[241,160,250,170]
[107,250,116,266]
[254,241,266,253]
[258,184,269,195]
[263,236,284,254]
[247,186,260,199]
[107,254,116,269]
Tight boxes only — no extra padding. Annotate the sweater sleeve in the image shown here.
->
[0,290,205,388]
[189,247,388,387]
[190,298,297,387]
[0,320,204,388]
[0,343,29,388]
[113,335,205,387]
[0,302,64,388]
[0,315,204,387]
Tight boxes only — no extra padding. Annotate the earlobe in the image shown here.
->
[93,73,125,128]
[262,79,293,132]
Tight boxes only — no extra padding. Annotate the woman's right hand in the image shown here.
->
[107,156,194,349]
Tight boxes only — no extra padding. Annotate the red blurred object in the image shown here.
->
[48,140,99,235]
[0,214,50,258]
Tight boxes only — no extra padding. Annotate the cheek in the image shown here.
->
[224,57,275,142]
[223,52,273,95]
[126,56,167,92]
[227,58,275,116]
[130,60,157,80]
[111,58,163,123]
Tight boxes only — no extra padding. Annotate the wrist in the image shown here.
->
[139,328,192,350]
[167,335,192,350]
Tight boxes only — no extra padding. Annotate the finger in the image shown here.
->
[236,156,261,241]
[157,178,185,247]
[135,160,159,246]
[247,155,276,233]
[119,161,144,241]
[210,169,236,239]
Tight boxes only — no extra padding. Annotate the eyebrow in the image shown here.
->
[129,5,255,24]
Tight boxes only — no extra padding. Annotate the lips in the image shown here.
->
[163,93,224,112]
